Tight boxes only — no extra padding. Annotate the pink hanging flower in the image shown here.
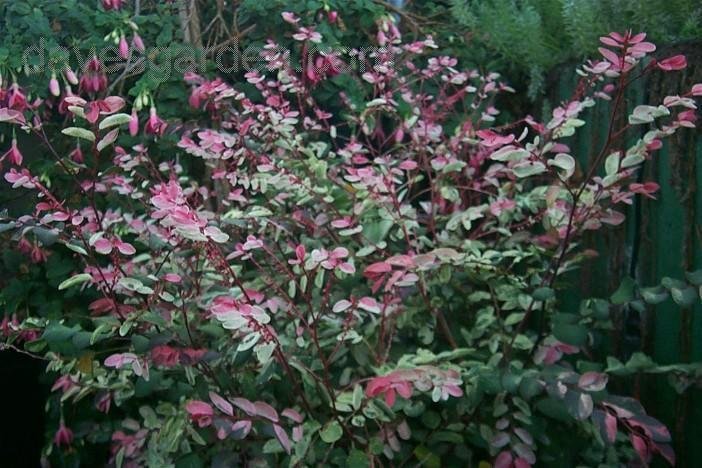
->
[54,423,74,448]
[656,55,687,71]
[7,83,28,111]
[132,33,145,52]
[70,145,84,163]
[64,67,79,85]
[327,10,339,23]
[129,109,139,136]
[49,73,60,97]
[2,138,23,166]
[144,107,167,136]
[119,35,129,60]
[79,57,108,94]
[96,392,112,413]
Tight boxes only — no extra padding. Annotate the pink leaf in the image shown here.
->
[273,424,292,454]
[494,451,514,468]
[232,398,257,416]
[657,55,687,71]
[578,372,609,392]
[605,411,618,443]
[232,420,252,438]
[358,297,381,314]
[93,238,113,255]
[209,391,234,416]
[253,401,279,422]
[281,408,303,423]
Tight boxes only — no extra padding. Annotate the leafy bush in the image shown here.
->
[1,5,702,468]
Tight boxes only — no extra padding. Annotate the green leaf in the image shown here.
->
[610,277,635,305]
[512,161,546,178]
[671,286,697,307]
[686,269,702,286]
[319,420,343,444]
[553,323,588,346]
[62,127,96,142]
[43,323,77,344]
[532,287,555,301]
[346,449,370,468]
[58,273,92,290]
[99,113,133,130]
[641,286,668,305]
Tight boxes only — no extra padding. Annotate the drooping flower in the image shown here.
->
[144,106,167,136]
[119,35,129,60]
[6,83,27,111]
[2,138,23,166]
[54,423,74,448]
[64,67,79,85]
[129,109,139,136]
[132,33,145,52]
[69,145,84,163]
[79,56,108,94]
[49,73,60,97]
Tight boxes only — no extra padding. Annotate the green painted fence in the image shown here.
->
[546,41,702,467]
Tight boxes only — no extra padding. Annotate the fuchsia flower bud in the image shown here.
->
[54,423,74,448]
[129,109,139,136]
[2,138,23,166]
[132,33,145,52]
[327,10,339,23]
[49,73,60,97]
[64,67,79,85]
[119,35,129,60]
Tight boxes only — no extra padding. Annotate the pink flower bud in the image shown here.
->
[64,67,79,85]
[129,109,139,136]
[49,74,60,97]
[132,33,145,52]
[327,10,338,23]
[119,35,129,60]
